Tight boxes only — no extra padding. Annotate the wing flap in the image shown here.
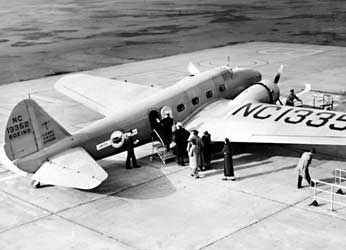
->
[55,74,160,116]
[185,99,346,146]
[32,147,108,189]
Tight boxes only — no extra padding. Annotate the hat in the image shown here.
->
[176,122,183,127]
[203,131,208,135]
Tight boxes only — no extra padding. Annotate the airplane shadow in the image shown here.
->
[88,157,177,200]
[203,160,273,178]
[236,164,296,181]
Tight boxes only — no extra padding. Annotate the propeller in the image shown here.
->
[187,62,200,76]
[273,64,284,84]
[297,83,312,97]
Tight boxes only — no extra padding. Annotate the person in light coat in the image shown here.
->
[187,130,204,170]
[296,149,315,188]
[187,138,199,178]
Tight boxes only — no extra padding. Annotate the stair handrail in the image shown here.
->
[152,129,165,147]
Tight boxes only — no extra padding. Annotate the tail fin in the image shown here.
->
[4,99,70,161]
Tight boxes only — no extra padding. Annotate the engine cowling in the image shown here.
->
[232,80,280,104]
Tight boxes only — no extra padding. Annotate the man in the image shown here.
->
[201,131,211,170]
[161,112,174,151]
[173,122,190,166]
[124,133,141,169]
[296,149,315,188]
[285,89,302,106]
[222,138,235,181]
[187,130,204,170]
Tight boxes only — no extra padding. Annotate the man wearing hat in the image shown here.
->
[222,138,235,181]
[201,131,212,170]
[173,122,190,166]
[161,112,174,151]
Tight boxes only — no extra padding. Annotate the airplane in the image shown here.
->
[1,62,346,189]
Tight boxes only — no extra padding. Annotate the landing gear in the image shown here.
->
[31,180,41,189]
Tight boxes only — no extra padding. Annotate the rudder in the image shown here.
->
[4,99,70,161]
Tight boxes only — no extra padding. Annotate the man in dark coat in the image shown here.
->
[285,89,301,106]
[125,133,141,169]
[161,112,174,151]
[173,122,190,166]
[201,131,211,170]
[222,138,235,181]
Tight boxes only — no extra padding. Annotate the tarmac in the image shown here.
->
[1,42,346,250]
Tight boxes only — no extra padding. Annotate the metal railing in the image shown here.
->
[310,168,346,211]
[312,94,333,110]
[150,129,175,165]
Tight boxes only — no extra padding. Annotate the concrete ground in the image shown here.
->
[1,42,346,249]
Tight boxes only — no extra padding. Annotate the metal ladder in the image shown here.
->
[150,129,175,165]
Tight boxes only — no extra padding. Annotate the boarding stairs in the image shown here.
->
[150,129,175,166]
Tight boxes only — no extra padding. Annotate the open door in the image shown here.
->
[149,110,161,131]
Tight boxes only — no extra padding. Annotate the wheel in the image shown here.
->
[31,180,41,189]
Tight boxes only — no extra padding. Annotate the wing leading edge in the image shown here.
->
[185,99,346,146]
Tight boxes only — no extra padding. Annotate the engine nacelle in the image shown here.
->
[232,80,280,104]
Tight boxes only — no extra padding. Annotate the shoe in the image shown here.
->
[191,174,195,177]
[195,176,200,179]
[310,181,315,187]
[297,185,303,189]
[230,177,236,181]
[222,177,228,181]
[125,166,132,169]
[134,165,141,168]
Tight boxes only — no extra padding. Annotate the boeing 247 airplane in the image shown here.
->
[1,63,345,189]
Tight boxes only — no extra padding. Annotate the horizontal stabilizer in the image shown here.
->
[32,147,108,189]
[0,144,27,176]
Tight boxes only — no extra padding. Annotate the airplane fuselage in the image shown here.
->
[15,67,261,172]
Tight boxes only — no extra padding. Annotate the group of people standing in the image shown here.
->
[173,122,235,180]
[185,130,211,178]
[125,113,314,187]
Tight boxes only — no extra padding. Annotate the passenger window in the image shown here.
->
[192,97,199,105]
[177,104,185,112]
[219,84,226,92]
[206,90,213,99]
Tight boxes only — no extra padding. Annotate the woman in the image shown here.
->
[187,138,199,179]
[222,138,236,181]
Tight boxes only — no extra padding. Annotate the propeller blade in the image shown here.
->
[273,64,284,84]
[297,83,311,97]
[187,62,200,76]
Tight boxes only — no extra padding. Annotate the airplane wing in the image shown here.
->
[32,147,108,189]
[185,99,346,146]
[55,74,161,116]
